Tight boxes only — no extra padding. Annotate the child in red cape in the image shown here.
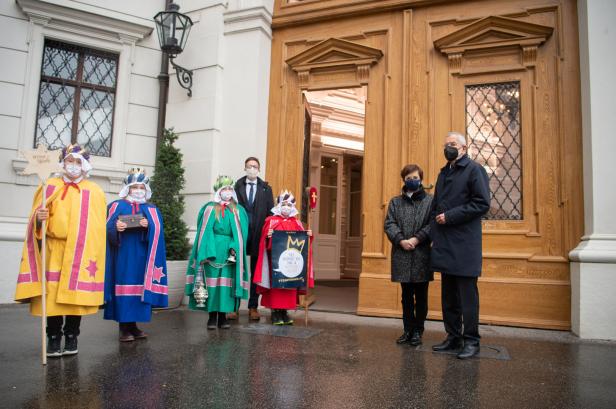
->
[253,190,313,325]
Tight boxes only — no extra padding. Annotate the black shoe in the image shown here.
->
[457,342,480,359]
[47,335,62,358]
[396,332,411,344]
[218,313,230,329]
[409,329,423,346]
[432,337,463,352]
[281,310,294,325]
[63,334,78,356]
[207,313,217,330]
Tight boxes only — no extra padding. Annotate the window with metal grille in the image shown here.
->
[34,39,119,157]
[466,81,522,220]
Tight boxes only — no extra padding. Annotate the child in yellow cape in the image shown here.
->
[15,144,107,357]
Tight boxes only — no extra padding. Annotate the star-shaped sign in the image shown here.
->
[152,266,165,283]
[86,260,98,278]
[20,144,63,182]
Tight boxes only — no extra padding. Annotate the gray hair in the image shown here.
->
[447,131,467,147]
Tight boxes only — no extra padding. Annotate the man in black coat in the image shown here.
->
[430,131,490,359]
[233,157,274,321]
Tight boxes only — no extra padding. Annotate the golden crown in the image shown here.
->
[287,235,306,252]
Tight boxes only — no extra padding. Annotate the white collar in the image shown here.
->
[63,175,83,184]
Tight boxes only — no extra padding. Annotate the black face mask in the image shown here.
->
[444,145,459,161]
[404,179,421,192]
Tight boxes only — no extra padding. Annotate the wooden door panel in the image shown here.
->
[267,0,582,329]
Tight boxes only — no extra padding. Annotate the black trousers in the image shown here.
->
[441,274,480,343]
[400,281,429,333]
[247,254,260,309]
[47,315,81,337]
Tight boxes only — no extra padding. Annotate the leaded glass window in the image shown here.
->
[34,39,119,157]
[466,81,522,220]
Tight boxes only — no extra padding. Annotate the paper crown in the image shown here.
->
[123,168,150,185]
[61,144,90,161]
[213,175,234,192]
[277,190,296,205]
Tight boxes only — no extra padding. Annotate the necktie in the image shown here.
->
[248,182,255,206]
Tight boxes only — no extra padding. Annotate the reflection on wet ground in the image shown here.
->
[1,305,615,409]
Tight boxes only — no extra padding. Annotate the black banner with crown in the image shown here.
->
[271,230,308,289]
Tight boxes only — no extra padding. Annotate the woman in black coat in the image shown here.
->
[384,164,433,346]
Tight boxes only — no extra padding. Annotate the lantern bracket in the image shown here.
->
[169,56,193,97]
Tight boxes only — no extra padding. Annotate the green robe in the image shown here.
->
[185,202,249,312]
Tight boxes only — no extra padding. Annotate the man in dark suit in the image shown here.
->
[231,157,274,321]
[430,131,490,359]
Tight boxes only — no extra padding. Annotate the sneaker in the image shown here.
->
[272,310,284,326]
[129,324,148,339]
[119,323,134,342]
[63,334,78,355]
[282,310,294,325]
[249,308,261,321]
[119,330,135,342]
[46,335,62,358]
[207,313,217,330]
[218,314,231,329]
[226,312,238,320]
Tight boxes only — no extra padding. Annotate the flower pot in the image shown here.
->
[165,259,188,309]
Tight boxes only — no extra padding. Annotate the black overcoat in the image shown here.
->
[235,176,274,258]
[384,188,434,283]
[429,155,490,277]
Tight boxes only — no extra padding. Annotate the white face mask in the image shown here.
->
[246,167,259,180]
[130,188,147,201]
[281,205,293,217]
[65,163,82,178]
[220,191,233,202]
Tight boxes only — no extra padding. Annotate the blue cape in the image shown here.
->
[105,200,168,308]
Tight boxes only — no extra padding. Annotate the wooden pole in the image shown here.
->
[41,181,47,365]
[304,208,311,326]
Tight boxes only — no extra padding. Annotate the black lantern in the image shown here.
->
[154,3,194,96]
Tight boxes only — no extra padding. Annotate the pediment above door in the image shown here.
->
[286,38,383,87]
[434,16,553,71]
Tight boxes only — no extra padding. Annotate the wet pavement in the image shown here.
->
[1,304,616,409]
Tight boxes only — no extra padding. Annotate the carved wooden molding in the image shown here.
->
[434,15,553,72]
[286,38,383,87]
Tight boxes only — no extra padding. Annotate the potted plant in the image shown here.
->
[150,128,190,308]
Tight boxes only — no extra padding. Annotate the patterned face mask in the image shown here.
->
[281,205,293,217]
[220,190,233,202]
[130,189,146,200]
[65,163,82,178]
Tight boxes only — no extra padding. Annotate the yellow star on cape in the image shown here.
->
[20,144,63,182]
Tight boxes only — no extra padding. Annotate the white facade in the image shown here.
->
[166,0,273,231]
[569,0,616,340]
[0,0,273,303]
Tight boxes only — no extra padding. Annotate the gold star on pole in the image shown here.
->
[20,144,63,182]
